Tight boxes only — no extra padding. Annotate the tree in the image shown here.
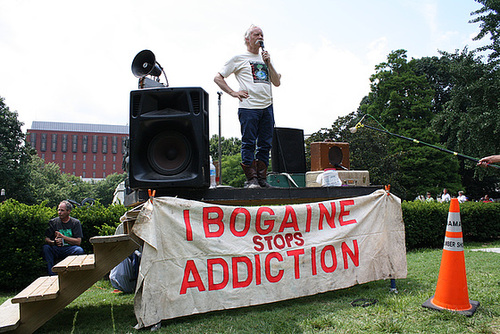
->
[0,97,34,203]
[430,49,500,199]
[358,50,462,199]
[220,154,246,187]
[470,0,500,64]
[209,135,241,160]
[92,173,127,205]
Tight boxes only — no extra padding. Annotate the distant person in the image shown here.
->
[457,191,468,203]
[214,24,281,188]
[414,194,425,201]
[42,200,84,276]
[425,192,435,202]
[440,188,451,202]
[477,155,500,167]
[481,194,493,203]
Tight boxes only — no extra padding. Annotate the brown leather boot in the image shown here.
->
[240,162,260,188]
[255,160,273,188]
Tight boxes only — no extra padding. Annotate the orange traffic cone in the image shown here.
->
[422,198,479,316]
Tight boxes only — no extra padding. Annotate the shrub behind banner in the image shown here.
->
[0,199,127,291]
[402,201,500,249]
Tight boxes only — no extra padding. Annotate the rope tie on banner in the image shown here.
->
[384,184,391,195]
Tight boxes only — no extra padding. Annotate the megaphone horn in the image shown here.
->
[131,50,163,78]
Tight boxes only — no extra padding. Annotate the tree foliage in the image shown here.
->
[209,134,241,160]
[27,154,126,207]
[0,97,34,203]
[209,135,243,186]
[470,0,500,64]
[357,50,462,199]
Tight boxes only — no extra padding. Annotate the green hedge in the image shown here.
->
[0,200,127,291]
[402,201,500,249]
[0,199,498,292]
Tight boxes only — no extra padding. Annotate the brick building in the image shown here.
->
[27,121,128,180]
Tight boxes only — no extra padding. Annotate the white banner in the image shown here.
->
[132,189,407,328]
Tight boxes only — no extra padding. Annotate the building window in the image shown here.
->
[93,163,96,170]
[92,135,98,153]
[62,154,66,161]
[92,172,96,178]
[51,134,57,152]
[41,134,47,152]
[122,137,128,154]
[82,171,86,178]
[62,162,66,169]
[82,135,88,153]
[30,133,36,149]
[72,163,76,170]
[113,164,116,171]
[103,172,106,178]
[112,136,118,154]
[52,154,56,160]
[41,153,45,160]
[72,135,78,153]
[62,134,68,152]
[103,155,106,162]
[83,155,86,161]
[102,136,108,154]
[103,163,106,170]
[93,155,97,162]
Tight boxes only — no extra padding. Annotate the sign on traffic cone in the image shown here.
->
[422,198,479,316]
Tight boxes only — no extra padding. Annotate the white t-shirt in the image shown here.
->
[219,51,273,109]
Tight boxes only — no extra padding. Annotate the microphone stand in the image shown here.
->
[217,91,223,185]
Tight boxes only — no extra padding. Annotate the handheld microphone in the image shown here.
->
[259,40,265,51]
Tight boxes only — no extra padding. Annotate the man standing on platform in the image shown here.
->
[214,24,281,188]
[42,200,84,275]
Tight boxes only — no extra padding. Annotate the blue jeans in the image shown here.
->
[42,244,84,276]
[238,105,274,166]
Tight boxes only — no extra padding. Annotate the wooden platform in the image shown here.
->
[124,185,383,207]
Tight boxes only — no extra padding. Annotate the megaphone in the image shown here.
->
[131,50,163,78]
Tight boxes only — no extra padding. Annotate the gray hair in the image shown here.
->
[60,200,73,211]
[244,24,260,45]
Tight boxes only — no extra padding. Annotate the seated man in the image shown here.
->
[42,200,84,275]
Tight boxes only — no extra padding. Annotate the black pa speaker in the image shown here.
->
[129,87,209,189]
[271,127,306,173]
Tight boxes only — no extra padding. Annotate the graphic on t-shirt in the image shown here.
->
[250,62,270,84]
[59,228,73,246]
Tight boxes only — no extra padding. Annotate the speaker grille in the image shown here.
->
[129,87,209,189]
[271,127,306,173]
[148,131,192,175]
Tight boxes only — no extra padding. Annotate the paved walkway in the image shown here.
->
[471,248,500,253]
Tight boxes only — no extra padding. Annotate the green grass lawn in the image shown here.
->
[1,241,499,333]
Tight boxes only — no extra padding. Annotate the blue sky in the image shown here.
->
[0,0,487,138]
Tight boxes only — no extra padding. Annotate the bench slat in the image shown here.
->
[53,254,95,273]
[90,234,131,244]
[0,299,20,333]
[12,276,58,304]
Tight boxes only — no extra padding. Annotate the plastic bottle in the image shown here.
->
[322,168,342,187]
[209,157,216,188]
